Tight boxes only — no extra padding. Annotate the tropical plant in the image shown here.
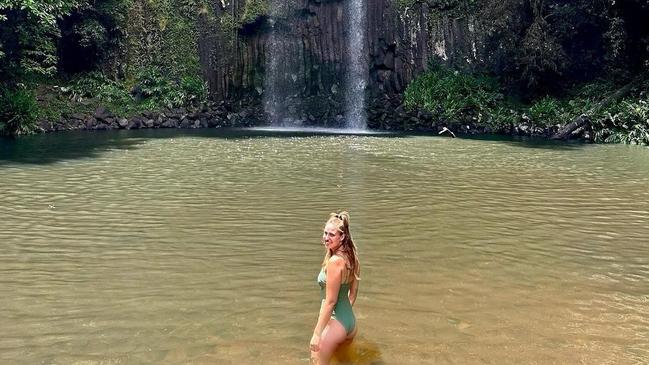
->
[0,87,39,136]
[593,98,649,145]
[528,96,563,127]
[0,0,86,78]
[404,64,507,126]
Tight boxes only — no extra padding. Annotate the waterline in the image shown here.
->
[243,126,391,135]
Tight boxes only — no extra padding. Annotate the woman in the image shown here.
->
[310,211,361,365]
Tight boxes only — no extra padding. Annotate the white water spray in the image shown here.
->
[264,1,294,126]
[345,0,368,130]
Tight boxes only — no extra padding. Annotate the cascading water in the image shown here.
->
[263,0,368,131]
[264,1,297,126]
[344,0,368,130]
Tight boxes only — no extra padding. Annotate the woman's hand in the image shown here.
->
[310,333,321,352]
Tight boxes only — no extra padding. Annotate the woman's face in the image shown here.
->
[322,222,343,252]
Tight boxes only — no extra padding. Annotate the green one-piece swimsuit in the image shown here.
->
[317,268,356,334]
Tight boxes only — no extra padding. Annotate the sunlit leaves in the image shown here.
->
[0,0,85,24]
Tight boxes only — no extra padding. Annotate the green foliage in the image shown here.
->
[0,0,86,78]
[124,0,202,81]
[241,0,268,25]
[486,106,520,129]
[527,97,563,127]
[180,75,208,103]
[0,87,38,136]
[134,67,188,108]
[94,0,131,25]
[19,22,60,76]
[404,65,512,129]
[52,68,206,117]
[404,66,648,145]
[0,0,84,25]
[217,0,269,33]
[522,80,649,145]
[473,0,649,94]
[158,13,201,78]
[73,19,107,48]
[393,0,477,14]
[519,19,567,89]
[67,72,131,104]
[593,97,649,145]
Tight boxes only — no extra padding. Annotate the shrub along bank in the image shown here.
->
[401,65,649,145]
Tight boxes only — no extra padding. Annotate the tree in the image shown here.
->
[0,0,86,79]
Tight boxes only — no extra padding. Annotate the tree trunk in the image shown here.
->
[552,73,648,140]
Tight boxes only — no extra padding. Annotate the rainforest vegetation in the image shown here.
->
[1,0,648,144]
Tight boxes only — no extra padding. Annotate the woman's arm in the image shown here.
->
[312,257,344,337]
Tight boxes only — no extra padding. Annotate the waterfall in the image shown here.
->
[345,0,368,130]
[264,0,367,130]
[264,1,296,126]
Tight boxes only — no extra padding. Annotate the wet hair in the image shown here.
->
[321,211,361,281]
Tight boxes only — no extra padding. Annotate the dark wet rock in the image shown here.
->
[35,93,566,139]
[71,113,85,121]
[419,111,433,122]
[85,117,97,129]
[94,107,115,123]
[179,118,193,128]
[38,120,54,131]
[127,119,142,129]
[161,119,179,128]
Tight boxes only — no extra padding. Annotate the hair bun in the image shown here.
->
[330,211,350,222]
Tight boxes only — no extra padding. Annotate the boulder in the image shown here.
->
[179,118,191,128]
[85,116,97,129]
[94,107,112,122]
[161,119,179,128]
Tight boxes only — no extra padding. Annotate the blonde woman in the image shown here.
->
[310,211,361,365]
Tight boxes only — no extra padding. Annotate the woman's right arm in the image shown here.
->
[313,258,344,336]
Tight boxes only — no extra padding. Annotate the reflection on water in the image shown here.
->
[332,336,382,365]
[1,130,648,364]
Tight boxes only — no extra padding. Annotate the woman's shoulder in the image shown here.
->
[327,255,347,268]
[328,254,345,262]
[328,254,355,274]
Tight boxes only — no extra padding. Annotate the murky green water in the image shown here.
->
[1,129,648,364]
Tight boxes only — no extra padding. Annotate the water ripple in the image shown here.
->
[1,132,648,364]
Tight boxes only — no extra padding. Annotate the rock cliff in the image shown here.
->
[199,0,484,103]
